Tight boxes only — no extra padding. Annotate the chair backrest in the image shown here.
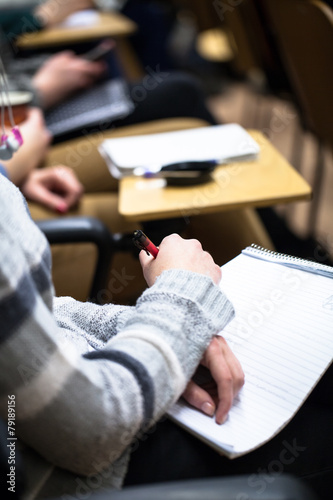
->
[208,0,293,92]
[262,0,333,146]
[222,0,260,76]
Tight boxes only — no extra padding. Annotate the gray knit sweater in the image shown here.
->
[0,175,234,499]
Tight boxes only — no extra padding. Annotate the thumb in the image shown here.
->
[139,249,153,267]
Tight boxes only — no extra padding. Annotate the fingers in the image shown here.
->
[181,337,244,424]
[68,52,107,82]
[201,336,245,424]
[22,167,83,213]
[28,184,69,213]
[138,248,153,266]
[53,52,106,82]
[139,233,222,288]
[52,166,84,210]
[33,51,106,108]
[182,380,216,418]
[206,338,234,424]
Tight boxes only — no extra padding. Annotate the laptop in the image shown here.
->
[0,26,134,138]
[44,78,134,137]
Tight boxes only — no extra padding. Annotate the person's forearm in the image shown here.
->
[1,271,232,477]
[1,174,235,478]
[2,147,42,186]
[1,108,51,186]
[24,274,231,476]
[53,296,135,350]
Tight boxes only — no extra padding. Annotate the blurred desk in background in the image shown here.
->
[118,130,312,222]
[15,11,143,80]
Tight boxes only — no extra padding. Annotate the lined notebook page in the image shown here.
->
[168,253,333,458]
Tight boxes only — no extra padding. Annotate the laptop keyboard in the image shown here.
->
[45,78,134,136]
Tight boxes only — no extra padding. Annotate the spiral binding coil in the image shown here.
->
[245,244,333,274]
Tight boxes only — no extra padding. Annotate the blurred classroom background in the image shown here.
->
[2,0,332,267]
[160,0,333,265]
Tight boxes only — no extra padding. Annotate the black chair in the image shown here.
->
[35,216,134,304]
[260,0,333,234]
[36,215,190,304]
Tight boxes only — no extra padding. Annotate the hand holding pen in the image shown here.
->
[135,232,221,287]
[133,230,159,258]
[134,232,241,424]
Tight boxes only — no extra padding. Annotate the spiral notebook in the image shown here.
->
[168,245,333,458]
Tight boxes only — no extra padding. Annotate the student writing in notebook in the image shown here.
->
[1,168,332,500]
[1,151,332,499]
[0,172,243,498]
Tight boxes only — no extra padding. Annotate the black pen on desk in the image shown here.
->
[137,160,218,178]
[132,230,159,258]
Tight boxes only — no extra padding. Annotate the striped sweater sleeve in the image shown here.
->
[0,176,234,478]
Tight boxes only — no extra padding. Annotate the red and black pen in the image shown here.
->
[132,230,159,258]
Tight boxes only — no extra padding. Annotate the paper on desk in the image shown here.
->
[59,10,99,28]
[99,123,260,179]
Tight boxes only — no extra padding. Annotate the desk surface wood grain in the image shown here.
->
[118,130,312,222]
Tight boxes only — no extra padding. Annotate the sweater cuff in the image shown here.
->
[143,269,234,333]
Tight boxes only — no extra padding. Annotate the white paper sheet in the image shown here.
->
[99,124,260,178]
[168,252,333,457]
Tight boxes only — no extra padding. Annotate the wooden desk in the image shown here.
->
[15,11,142,80]
[119,130,312,222]
[16,12,137,49]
